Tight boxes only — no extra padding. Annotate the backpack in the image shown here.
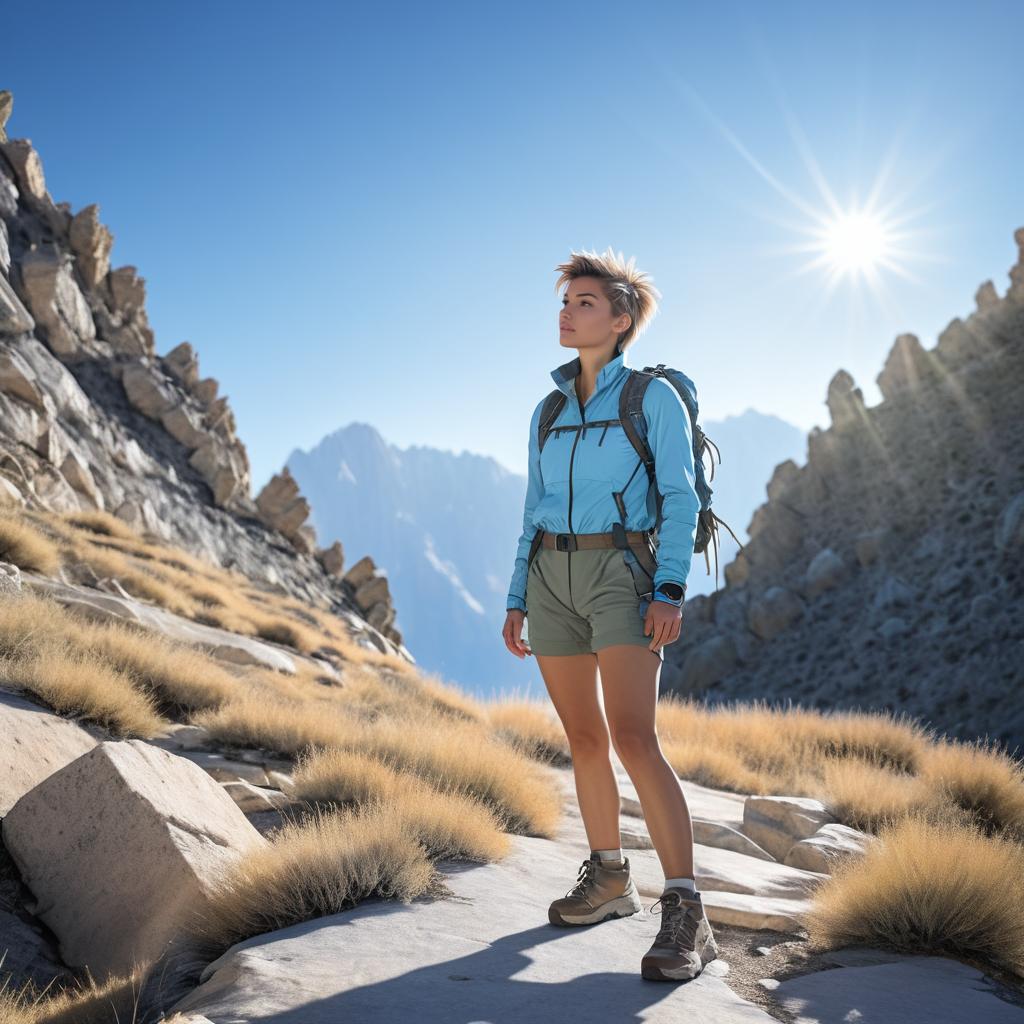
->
[536,362,744,590]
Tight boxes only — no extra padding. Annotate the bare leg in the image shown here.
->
[596,644,694,878]
[535,652,621,851]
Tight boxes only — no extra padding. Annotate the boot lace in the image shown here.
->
[650,890,701,950]
[565,857,598,901]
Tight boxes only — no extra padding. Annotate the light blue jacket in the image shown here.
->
[507,348,700,612]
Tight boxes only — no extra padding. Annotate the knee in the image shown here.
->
[566,729,611,759]
[610,729,661,764]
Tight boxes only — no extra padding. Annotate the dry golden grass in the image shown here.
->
[918,737,1024,840]
[61,509,140,542]
[192,692,561,837]
[8,509,1024,986]
[0,591,244,734]
[82,620,245,716]
[0,512,61,576]
[184,801,448,953]
[484,693,571,766]
[805,811,1024,977]
[658,696,1024,843]
[293,745,512,861]
[0,953,158,1024]
[14,506,399,667]
[0,641,165,738]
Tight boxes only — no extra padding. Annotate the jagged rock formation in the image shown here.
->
[0,89,404,652]
[668,226,1024,756]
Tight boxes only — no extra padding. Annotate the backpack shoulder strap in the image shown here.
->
[618,368,657,480]
[537,389,568,452]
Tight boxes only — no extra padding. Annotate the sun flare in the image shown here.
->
[821,212,891,274]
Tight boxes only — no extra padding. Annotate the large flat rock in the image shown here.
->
[169,829,781,1023]
[766,953,1024,1023]
[22,571,298,673]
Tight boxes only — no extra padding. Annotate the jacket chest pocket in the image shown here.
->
[573,421,638,482]
[539,428,574,484]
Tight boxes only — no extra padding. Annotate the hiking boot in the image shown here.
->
[548,852,642,926]
[641,887,719,981]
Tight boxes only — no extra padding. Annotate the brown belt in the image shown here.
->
[535,527,660,580]
[540,528,653,551]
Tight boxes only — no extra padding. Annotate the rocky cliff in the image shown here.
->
[668,226,1024,756]
[0,90,405,656]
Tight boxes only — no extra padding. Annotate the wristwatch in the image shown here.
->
[654,582,686,607]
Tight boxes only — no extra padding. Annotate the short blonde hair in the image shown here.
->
[554,247,662,352]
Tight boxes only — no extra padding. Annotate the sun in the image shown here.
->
[821,211,891,275]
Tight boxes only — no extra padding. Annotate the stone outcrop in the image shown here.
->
[0,88,405,652]
[343,554,399,637]
[255,466,317,554]
[664,225,1024,755]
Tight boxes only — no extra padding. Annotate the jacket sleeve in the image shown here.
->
[506,398,545,613]
[642,378,700,599]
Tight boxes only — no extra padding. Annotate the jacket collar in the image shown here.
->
[551,349,631,400]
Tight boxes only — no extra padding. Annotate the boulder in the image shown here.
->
[122,363,177,420]
[873,575,917,611]
[876,332,941,401]
[1,739,269,979]
[742,795,837,860]
[107,264,146,316]
[60,450,103,508]
[680,635,737,693]
[0,138,47,201]
[854,528,887,567]
[317,539,345,577]
[0,346,45,411]
[804,547,849,598]
[255,467,314,547]
[747,586,804,641]
[189,437,247,508]
[783,822,874,873]
[161,400,209,451]
[18,247,96,358]
[193,377,219,406]
[162,341,200,390]
[0,273,36,336]
[68,203,114,289]
[825,369,866,428]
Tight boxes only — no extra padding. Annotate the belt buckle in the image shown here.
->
[555,533,576,552]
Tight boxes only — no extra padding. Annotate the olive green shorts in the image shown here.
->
[524,544,664,661]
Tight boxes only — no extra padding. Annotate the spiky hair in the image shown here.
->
[554,247,662,352]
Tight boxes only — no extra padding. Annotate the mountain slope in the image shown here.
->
[0,90,405,660]
[666,226,1024,756]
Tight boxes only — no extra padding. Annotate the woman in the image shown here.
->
[500,248,719,983]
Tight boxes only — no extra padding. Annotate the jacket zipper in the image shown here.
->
[566,394,586,612]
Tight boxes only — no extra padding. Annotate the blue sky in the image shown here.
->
[5,0,1022,489]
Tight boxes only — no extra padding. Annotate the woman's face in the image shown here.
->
[559,275,630,353]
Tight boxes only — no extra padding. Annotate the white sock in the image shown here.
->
[663,875,697,895]
[592,847,624,866]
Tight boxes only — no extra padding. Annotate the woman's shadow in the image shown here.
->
[173,863,737,1024]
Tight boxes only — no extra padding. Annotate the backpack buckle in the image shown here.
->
[611,522,629,549]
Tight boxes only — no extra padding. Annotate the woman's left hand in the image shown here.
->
[643,599,682,652]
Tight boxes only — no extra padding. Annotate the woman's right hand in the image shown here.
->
[502,610,532,659]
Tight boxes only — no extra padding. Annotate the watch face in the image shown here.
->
[657,583,684,601]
